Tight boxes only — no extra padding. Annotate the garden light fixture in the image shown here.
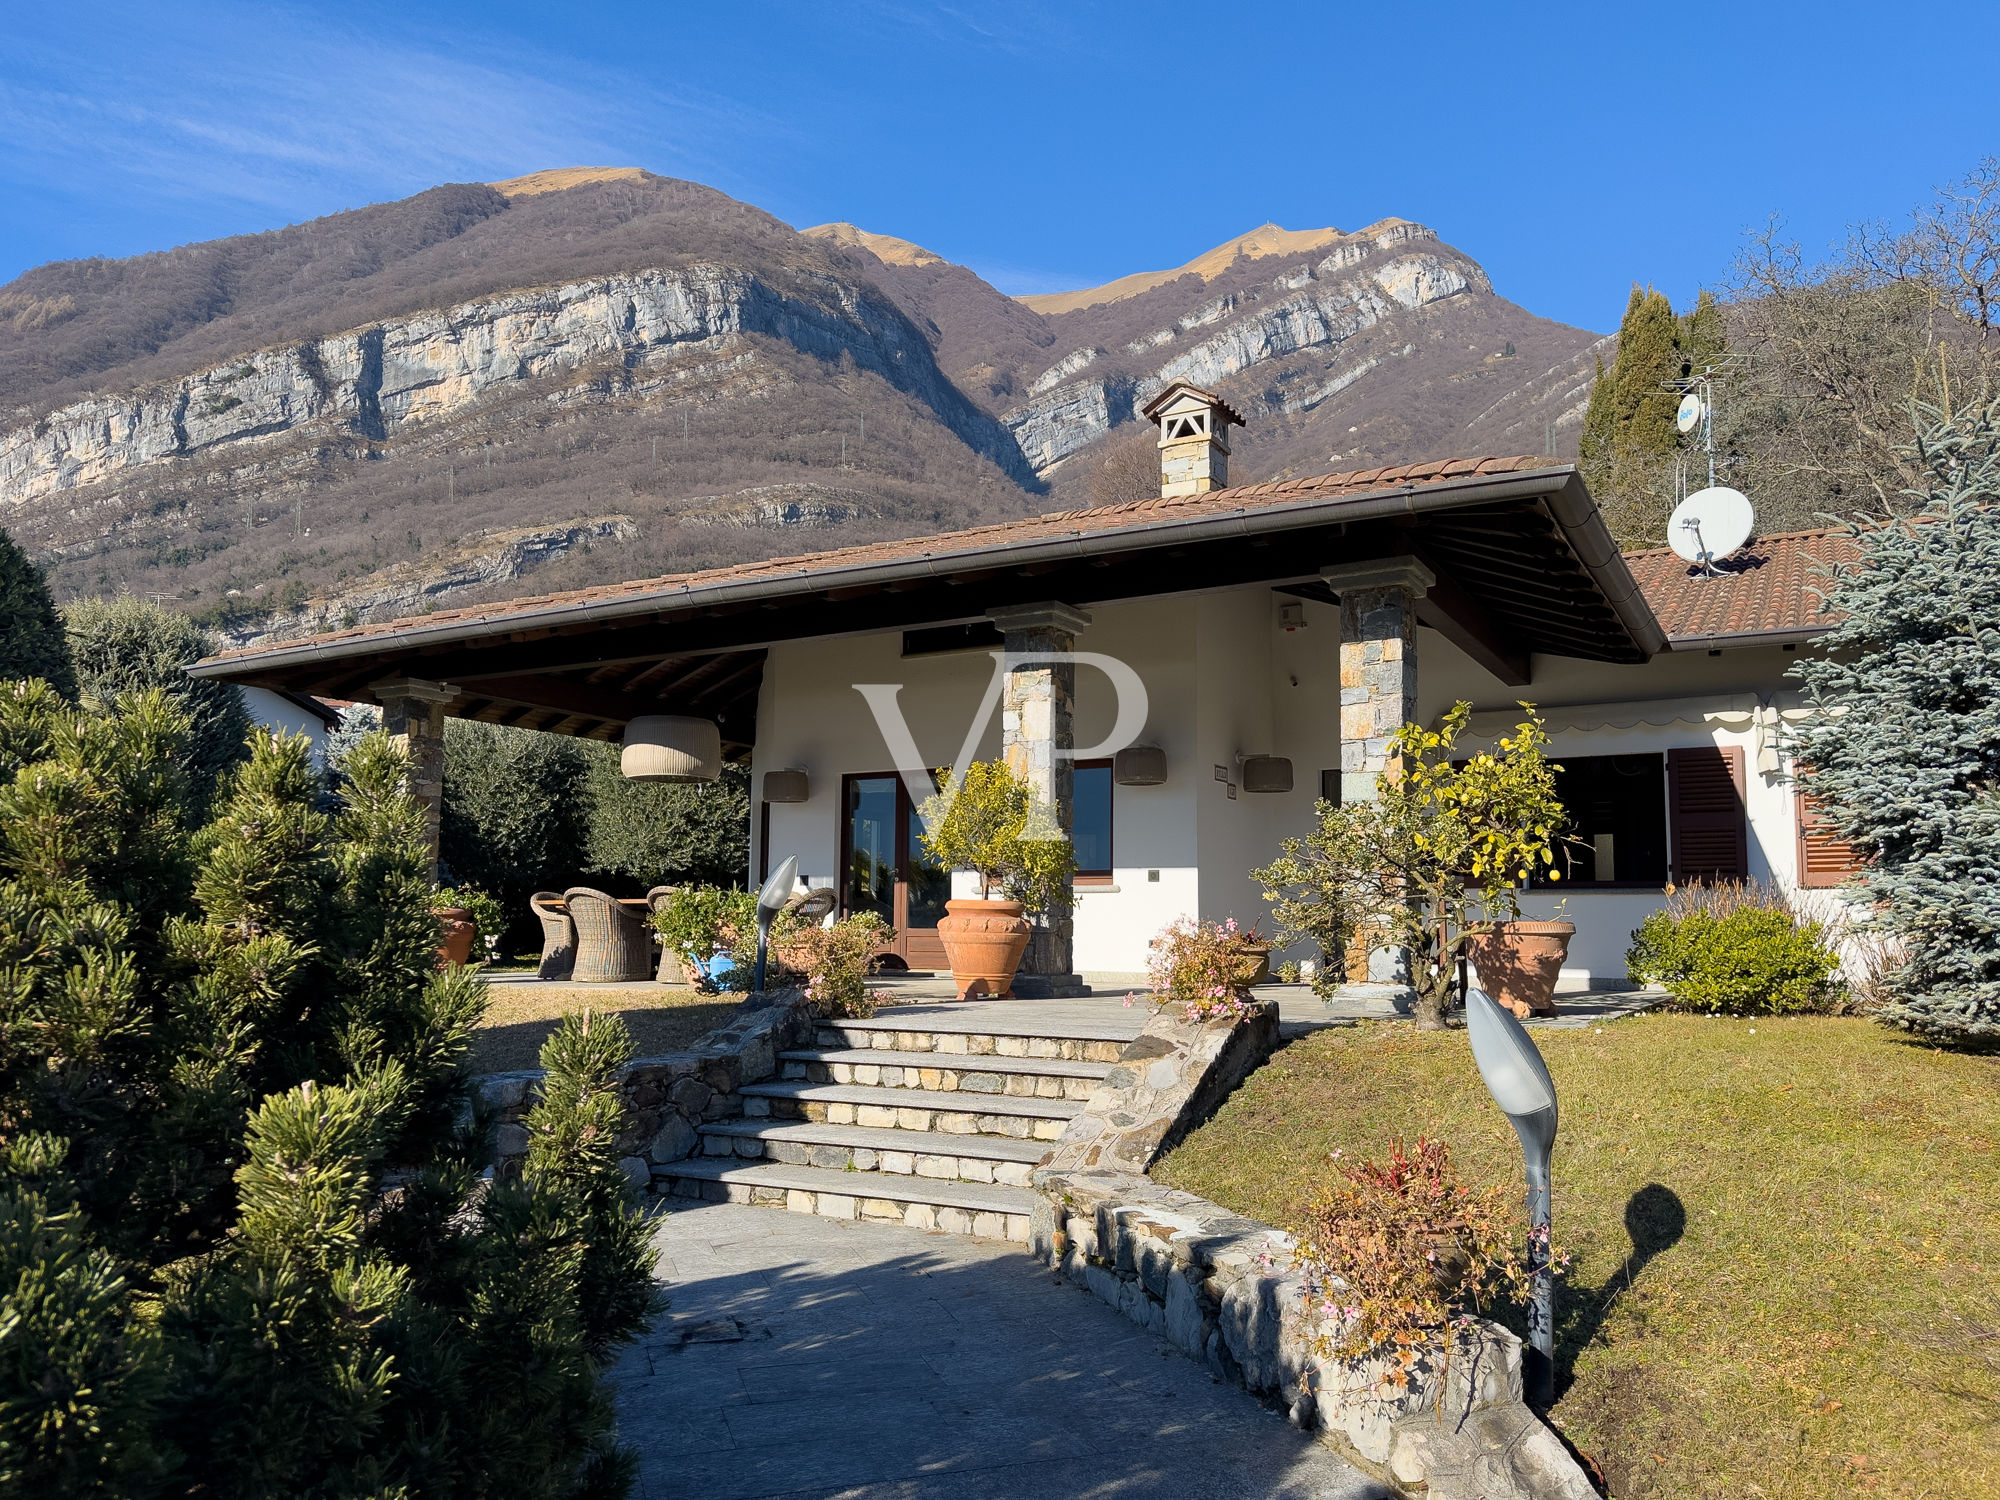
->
[753,855,798,994]
[1465,984,1558,1407]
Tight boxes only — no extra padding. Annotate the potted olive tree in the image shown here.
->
[918,759,1075,999]
[1254,703,1570,1027]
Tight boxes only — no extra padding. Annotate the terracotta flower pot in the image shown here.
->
[936,897,1032,1000]
[1464,920,1575,1019]
[435,907,477,968]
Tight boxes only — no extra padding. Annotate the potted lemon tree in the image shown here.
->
[918,760,1075,999]
[1254,703,1570,1027]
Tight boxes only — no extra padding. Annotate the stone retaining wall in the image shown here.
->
[477,990,814,1182]
[1032,1002,1597,1500]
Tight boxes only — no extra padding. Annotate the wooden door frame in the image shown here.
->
[839,771,948,968]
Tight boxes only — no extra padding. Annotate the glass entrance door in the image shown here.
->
[842,773,950,968]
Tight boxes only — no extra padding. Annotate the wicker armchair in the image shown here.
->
[565,887,653,983]
[646,887,687,985]
[530,891,575,980]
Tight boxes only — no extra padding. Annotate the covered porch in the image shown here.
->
[193,387,1663,989]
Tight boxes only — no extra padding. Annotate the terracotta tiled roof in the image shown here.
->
[1624,527,1856,644]
[205,454,1555,663]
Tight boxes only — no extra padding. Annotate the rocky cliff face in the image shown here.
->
[0,170,1604,619]
[1000,224,1486,473]
[1,262,1027,507]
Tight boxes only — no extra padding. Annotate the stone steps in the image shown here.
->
[735,1080,1080,1140]
[656,1002,1143,1245]
[777,1046,1110,1101]
[693,1117,1045,1185]
[815,1014,1141,1060]
[660,1158,1040,1243]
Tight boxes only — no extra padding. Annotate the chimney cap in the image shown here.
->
[1141,381,1246,428]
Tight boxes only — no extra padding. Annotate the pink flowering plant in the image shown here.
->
[1136,916,1267,1023]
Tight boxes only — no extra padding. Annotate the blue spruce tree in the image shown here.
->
[1790,398,2000,1045]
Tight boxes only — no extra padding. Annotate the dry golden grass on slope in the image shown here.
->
[469,982,741,1073]
[1154,1014,2000,1500]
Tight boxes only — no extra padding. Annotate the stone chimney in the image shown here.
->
[1141,382,1246,498]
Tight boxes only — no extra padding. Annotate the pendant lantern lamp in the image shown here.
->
[621,716,722,782]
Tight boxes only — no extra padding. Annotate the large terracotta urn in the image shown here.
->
[936,898,1032,1000]
[435,906,477,968]
[1464,920,1575,1019]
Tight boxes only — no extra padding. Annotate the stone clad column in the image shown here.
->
[986,601,1091,997]
[1320,559,1433,982]
[369,676,457,879]
[1321,558,1434,804]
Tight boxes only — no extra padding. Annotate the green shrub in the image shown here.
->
[653,885,756,990]
[1628,886,1845,1014]
[758,911,892,1018]
[433,884,507,955]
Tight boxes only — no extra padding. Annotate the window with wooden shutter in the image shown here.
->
[1795,786,1863,888]
[1667,745,1747,882]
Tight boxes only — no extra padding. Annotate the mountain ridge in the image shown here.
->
[0,168,1603,639]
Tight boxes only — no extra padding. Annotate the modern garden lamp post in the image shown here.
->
[1465,984,1559,1408]
[752,855,798,994]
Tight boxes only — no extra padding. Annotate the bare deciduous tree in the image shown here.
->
[1724,158,2000,525]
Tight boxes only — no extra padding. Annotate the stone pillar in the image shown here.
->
[1321,559,1434,804]
[986,601,1091,998]
[369,677,457,880]
[1322,559,1433,982]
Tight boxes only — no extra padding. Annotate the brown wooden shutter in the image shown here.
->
[1795,785,1862,888]
[1668,746,1747,882]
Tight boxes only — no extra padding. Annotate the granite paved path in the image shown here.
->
[610,1201,1388,1500]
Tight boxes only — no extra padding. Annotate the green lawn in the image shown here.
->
[1155,1013,2000,1499]
[469,982,742,1073]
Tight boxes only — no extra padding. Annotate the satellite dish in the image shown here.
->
[1668,486,1755,569]
[1676,392,1704,434]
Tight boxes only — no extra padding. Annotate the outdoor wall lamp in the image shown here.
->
[1112,745,1167,785]
[1466,985,1559,1408]
[1239,754,1294,793]
[763,767,810,803]
[621,715,721,782]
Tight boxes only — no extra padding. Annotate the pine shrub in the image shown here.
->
[0,688,659,1497]
[1789,398,2000,1045]
[61,594,251,814]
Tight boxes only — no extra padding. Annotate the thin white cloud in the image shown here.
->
[0,1,794,238]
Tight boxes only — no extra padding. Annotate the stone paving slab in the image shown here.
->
[612,1201,1388,1500]
[699,1118,1050,1163]
[661,1160,1042,1216]
[738,1080,1085,1119]
[782,1047,1114,1079]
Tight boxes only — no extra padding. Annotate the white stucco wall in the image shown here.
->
[1429,633,1824,986]
[747,583,1819,986]
[242,686,333,750]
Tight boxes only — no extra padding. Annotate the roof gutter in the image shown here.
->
[1664,622,1835,652]
[192,464,1668,679]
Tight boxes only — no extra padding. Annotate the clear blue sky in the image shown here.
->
[0,1,1984,333]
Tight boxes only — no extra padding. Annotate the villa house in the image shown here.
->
[193,383,1856,990]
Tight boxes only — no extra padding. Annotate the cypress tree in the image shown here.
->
[0,530,75,699]
[1579,286,1734,543]
[1790,397,2000,1045]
